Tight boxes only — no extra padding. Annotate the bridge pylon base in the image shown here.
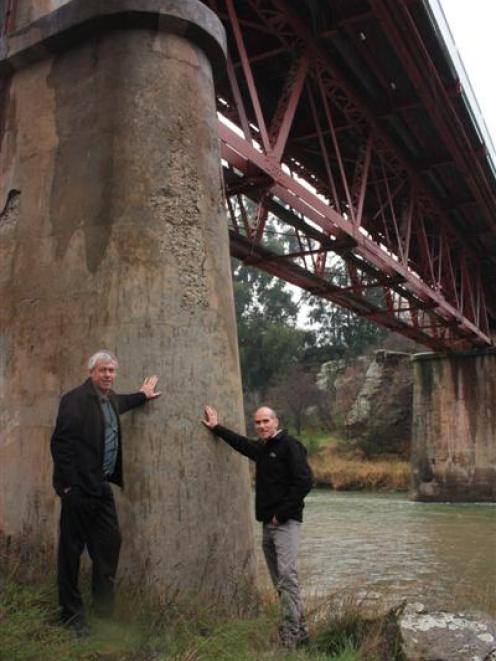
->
[0,0,257,608]
[411,349,496,502]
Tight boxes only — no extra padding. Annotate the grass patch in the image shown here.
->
[299,430,341,456]
[0,571,408,661]
[309,593,405,661]
[309,445,410,491]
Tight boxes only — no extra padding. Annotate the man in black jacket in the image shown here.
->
[51,350,160,635]
[202,405,313,649]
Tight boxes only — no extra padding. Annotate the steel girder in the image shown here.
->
[1,1,494,350]
[207,0,494,351]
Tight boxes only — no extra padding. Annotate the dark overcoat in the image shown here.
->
[51,378,146,496]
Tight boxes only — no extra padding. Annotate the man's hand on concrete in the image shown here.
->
[271,515,279,527]
[202,405,218,429]
[140,376,161,399]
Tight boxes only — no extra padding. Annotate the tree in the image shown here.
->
[232,233,313,399]
[231,216,386,405]
[235,282,311,397]
[304,258,387,356]
[233,261,298,324]
[268,364,330,434]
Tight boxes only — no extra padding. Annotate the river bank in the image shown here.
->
[3,492,494,659]
[308,445,410,491]
[0,571,404,661]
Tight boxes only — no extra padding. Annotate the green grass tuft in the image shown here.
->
[299,429,341,456]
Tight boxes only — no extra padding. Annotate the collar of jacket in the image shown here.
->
[264,429,286,443]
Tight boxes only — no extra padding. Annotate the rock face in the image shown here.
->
[411,350,496,502]
[399,603,496,661]
[318,356,370,428]
[318,350,413,456]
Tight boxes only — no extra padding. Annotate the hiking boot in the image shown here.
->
[70,620,91,638]
[296,634,310,648]
[61,615,90,638]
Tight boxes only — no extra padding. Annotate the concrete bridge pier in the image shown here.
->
[0,0,256,606]
[411,350,496,502]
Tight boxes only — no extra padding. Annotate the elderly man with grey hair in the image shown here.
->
[202,404,313,649]
[51,350,160,636]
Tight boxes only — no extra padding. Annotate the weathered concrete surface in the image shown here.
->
[0,0,257,607]
[0,0,227,79]
[399,603,496,661]
[411,350,496,502]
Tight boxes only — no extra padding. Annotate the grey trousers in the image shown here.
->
[262,519,308,645]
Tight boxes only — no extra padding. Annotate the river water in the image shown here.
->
[257,491,496,613]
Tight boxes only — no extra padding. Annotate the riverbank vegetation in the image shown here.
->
[308,444,410,492]
[299,430,410,491]
[0,572,405,661]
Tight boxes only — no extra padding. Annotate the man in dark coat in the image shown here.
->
[202,405,313,649]
[51,350,160,635]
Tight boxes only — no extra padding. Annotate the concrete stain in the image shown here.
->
[47,41,115,273]
[0,78,17,195]
[457,356,480,441]
[417,359,435,398]
[0,77,13,158]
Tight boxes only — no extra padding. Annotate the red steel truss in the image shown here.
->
[208,0,496,351]
[1,1,495,351]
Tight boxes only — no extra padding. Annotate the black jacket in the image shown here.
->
[51,378,146,496]
[213,425,313,523]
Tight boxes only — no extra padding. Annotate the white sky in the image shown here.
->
[438,0,496,148]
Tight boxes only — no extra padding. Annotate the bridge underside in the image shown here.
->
[2,0,496,350]
[208,0,496,351]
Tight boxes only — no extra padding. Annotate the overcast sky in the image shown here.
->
[438,0,496,148]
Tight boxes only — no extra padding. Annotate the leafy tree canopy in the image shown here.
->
[231,217,386,398]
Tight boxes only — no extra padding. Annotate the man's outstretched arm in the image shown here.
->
[202,406,261,461]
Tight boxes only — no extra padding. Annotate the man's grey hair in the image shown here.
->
[87,350,119,371]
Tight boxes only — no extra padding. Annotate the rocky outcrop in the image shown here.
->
[318,350,413,456]
[399,603,496,661]
[317,356,371,426]
[345,350,413,456]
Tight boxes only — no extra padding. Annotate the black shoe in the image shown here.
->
[61,616,91,639]
[296,635,310,648]
[70,620,91,639]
